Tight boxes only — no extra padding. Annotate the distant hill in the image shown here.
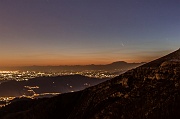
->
[0,61,144,72]
[1,49,180,119]
[0,75,107,97]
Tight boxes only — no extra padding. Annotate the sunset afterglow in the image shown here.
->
[0,0,179,66]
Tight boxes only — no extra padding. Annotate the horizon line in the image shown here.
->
[0,61,146,67]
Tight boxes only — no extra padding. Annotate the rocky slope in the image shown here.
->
[0,49,180,119]
[68,48,180,119]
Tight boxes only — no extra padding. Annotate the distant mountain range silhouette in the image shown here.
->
[1,49,180,119]
[0,61,144,71]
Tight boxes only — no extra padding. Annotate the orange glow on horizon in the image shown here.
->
[0,58,152,67]
[0,50,168,66]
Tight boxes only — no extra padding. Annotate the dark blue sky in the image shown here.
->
[0,0,180,66]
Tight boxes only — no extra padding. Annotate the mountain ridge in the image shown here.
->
[0,49,180,119]
[0,61,144,72]
[66,49,180,119]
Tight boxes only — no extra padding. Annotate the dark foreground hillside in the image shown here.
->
[0,91,82,119]
[0,49,180,119]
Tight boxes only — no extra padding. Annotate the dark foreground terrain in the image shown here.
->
[0,49,180,119]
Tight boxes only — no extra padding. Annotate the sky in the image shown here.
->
[0,0,180,66]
